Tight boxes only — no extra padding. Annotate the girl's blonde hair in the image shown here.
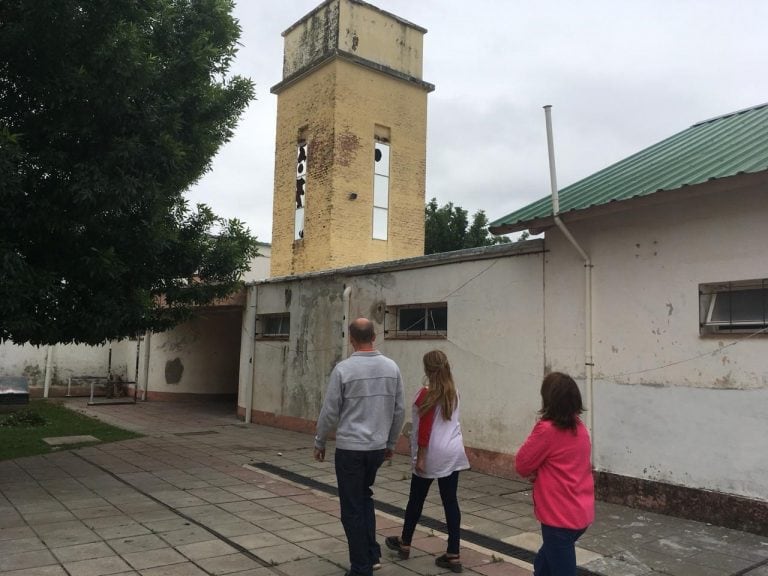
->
[418,350,457,420]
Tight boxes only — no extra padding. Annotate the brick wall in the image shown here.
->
[270,58,428,277]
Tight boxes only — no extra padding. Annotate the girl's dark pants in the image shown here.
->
[401,470,461,554]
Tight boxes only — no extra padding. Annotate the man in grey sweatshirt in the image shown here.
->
[314,317,405,576]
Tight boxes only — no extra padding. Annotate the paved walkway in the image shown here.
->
[0,399,766,576]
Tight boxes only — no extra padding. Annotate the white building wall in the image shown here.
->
[242,244,272,282]
[544,184,768,500]
[246,244,545,455]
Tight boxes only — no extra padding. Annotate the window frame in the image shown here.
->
[372,138,390,240]
[385,302,448,340]
[699,279,768,335]
[256,313,291,341]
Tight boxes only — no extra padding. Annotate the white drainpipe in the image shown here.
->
[43,345,54,398]
[141,330,151,401]
[544,106,595,456]
[342,286,353,359]
[241,285,258,424]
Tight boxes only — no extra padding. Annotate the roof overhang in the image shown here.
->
[489,170,768,236]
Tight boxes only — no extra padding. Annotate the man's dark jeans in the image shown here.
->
[335,448,386,576]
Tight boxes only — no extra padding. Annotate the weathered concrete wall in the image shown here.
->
[282,0,425,80]
[248,243,545,463]
[143,308,242,398]
[544,183,768,500]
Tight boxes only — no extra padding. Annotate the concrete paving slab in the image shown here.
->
[62,555,132,576]
[273,526,327,543]
[0,549,58,572]
[0,526,36,541]
[155,525,216,547]
[296,535,349,555]
[224,568,282,576]
[91,522,150,541]
[106,534,168,554]
[194,552,264,575]
[275,556,347,576]
[229,532,290,550]
[0,566,69,576]
[138,561,209,576]
[0,536,47,555]
[121,547,187,570]
[51,542,115,563]
[43,435,100,446]
[213,520,266,538]
[175,538,239,560]
[251,542,315,564]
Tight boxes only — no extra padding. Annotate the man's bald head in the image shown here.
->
[349,317,375,345]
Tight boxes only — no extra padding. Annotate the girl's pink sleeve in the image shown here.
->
[515,420,550,477]
[415,388,436,448]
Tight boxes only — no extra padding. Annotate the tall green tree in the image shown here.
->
[424,198,511,254]
[0,0,257,345]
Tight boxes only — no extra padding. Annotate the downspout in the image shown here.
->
[342,285,352,360]
[241,285,258,424]
[141,330,151,401]
[544,106,595,455]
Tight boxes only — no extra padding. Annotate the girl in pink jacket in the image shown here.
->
[515,372,594,576]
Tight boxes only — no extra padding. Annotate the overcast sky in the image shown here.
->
[187,0,768,242]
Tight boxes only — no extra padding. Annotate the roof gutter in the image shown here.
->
[544,105,595,460]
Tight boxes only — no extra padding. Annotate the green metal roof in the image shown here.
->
[489,103,768,233]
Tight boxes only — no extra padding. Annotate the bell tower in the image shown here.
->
[269,0,434,277]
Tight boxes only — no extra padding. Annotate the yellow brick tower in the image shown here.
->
[269,0,434,277]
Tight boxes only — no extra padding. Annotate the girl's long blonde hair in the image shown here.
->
[418,350,457,420]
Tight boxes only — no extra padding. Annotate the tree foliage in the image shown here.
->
[0,0,257,345]
[424,198,512,254]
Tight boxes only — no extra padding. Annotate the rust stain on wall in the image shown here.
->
[336,129,360,167]
[369,299,386,324]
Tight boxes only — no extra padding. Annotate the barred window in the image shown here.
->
[385,303,447,339]
[257,313,290,340]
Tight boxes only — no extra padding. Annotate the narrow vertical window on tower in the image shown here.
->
[295,140,308,240]
[373,138,390,240]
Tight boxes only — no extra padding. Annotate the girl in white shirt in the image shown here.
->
[385,350,470,573]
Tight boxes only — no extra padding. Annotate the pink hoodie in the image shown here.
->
[515,418,594,530]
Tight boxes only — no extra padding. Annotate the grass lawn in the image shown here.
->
[0,399,141,461]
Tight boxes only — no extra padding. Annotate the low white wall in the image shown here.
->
[0,341,114,389]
